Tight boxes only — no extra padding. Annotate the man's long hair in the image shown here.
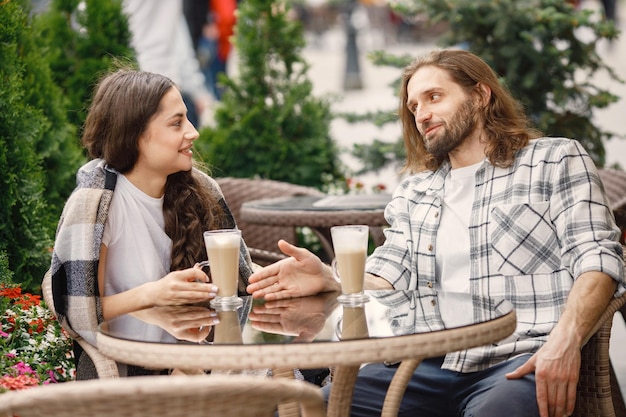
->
[398,49,541,173]
[82,69,222,271]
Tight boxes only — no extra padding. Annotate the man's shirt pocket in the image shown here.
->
[490,202,561,276]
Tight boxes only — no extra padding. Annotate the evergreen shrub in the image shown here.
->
[196,0,345,189]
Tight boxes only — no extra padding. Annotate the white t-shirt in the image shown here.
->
[435,161,482,327]
[102,174,172,296]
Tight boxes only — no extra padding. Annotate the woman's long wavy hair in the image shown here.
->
[82,69,222,271]
[398,49,541,173]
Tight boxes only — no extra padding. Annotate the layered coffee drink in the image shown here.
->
[204,230,240,299]
[335,246,367,294]
[330,225,370,304]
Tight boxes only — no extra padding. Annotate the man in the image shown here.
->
[246,49,626,417]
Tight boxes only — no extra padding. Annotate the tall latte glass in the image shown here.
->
[331,225,369,304]
[203,229,243,309]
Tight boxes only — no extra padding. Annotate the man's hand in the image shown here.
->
[506,338,580,417]
[246,240,340,300]
[506,271,617,417]
[249,292,338,341]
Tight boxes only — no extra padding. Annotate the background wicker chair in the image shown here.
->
[216,177,324,266]
[597,168,626,416]
[0,374,325,417]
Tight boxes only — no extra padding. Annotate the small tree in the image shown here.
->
[351,0,622,172]
[34,0,136,130]
[0,0,54,291]
[195,0,344,189]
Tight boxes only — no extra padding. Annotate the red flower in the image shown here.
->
[0,286,22,299]
[0,374,40,391]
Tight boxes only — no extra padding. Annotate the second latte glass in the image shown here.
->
[331,225,370,305]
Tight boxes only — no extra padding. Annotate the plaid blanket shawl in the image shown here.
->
[49,159,253,377]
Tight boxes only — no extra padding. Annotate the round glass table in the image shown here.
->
[98,290,516,417]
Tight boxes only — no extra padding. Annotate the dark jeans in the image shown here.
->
[322,354,539,417]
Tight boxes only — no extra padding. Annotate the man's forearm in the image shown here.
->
[550,271,617,348]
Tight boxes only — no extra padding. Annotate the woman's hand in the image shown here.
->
[246,240,340,300]
[133,305,218,343]
[148,267,218,307]
[102,266,218,320]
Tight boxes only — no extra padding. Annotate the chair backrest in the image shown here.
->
[574,290,626,417]
[598,168,626,212]
[0,374,326,417]
[216,177,323,255]
[572,245,626,417]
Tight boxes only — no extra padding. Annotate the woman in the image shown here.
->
[48,68,253,379]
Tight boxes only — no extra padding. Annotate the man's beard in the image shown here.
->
[423,98,479,158]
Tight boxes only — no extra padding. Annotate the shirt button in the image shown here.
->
[434,212,439,218]
[427,244,433,251]
[427,281,433,288]
[431,299,437,306]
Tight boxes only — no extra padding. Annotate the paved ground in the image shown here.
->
[296,0,626,398]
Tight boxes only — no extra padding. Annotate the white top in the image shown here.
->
[102,174,172,296]
[435,160,482,327]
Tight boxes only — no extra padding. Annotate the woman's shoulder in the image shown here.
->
[192,168,225,200]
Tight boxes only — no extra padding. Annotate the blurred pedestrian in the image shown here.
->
[123,0,214,127]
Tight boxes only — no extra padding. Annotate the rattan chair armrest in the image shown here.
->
[75,338,120,378]
[582,291,626,347]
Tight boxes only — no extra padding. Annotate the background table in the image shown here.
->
[98,291,516,416]
[240,194,392,261]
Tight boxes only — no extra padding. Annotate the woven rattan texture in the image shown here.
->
[0,374,325,417]
[572,283,626,416]
[97,309,516,372]
[599,168,626,211]
[216,177,323,265]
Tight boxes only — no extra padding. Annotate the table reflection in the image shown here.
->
[339,304,369,340]
[213,307,243,345]
[100,291,513,347]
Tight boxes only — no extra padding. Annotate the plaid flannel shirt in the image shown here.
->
[366,137,626,372]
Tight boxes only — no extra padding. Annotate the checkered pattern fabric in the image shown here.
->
[367,137,626,372]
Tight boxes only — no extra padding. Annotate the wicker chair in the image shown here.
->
[41,271,119,378]
[0,374,326,417]
[573,290,626,417]
[598,168,626,416]
[216,177,324,266]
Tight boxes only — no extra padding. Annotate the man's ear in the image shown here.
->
[475,82,492,107]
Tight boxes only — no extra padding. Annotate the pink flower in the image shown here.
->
[14,362,35,375]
